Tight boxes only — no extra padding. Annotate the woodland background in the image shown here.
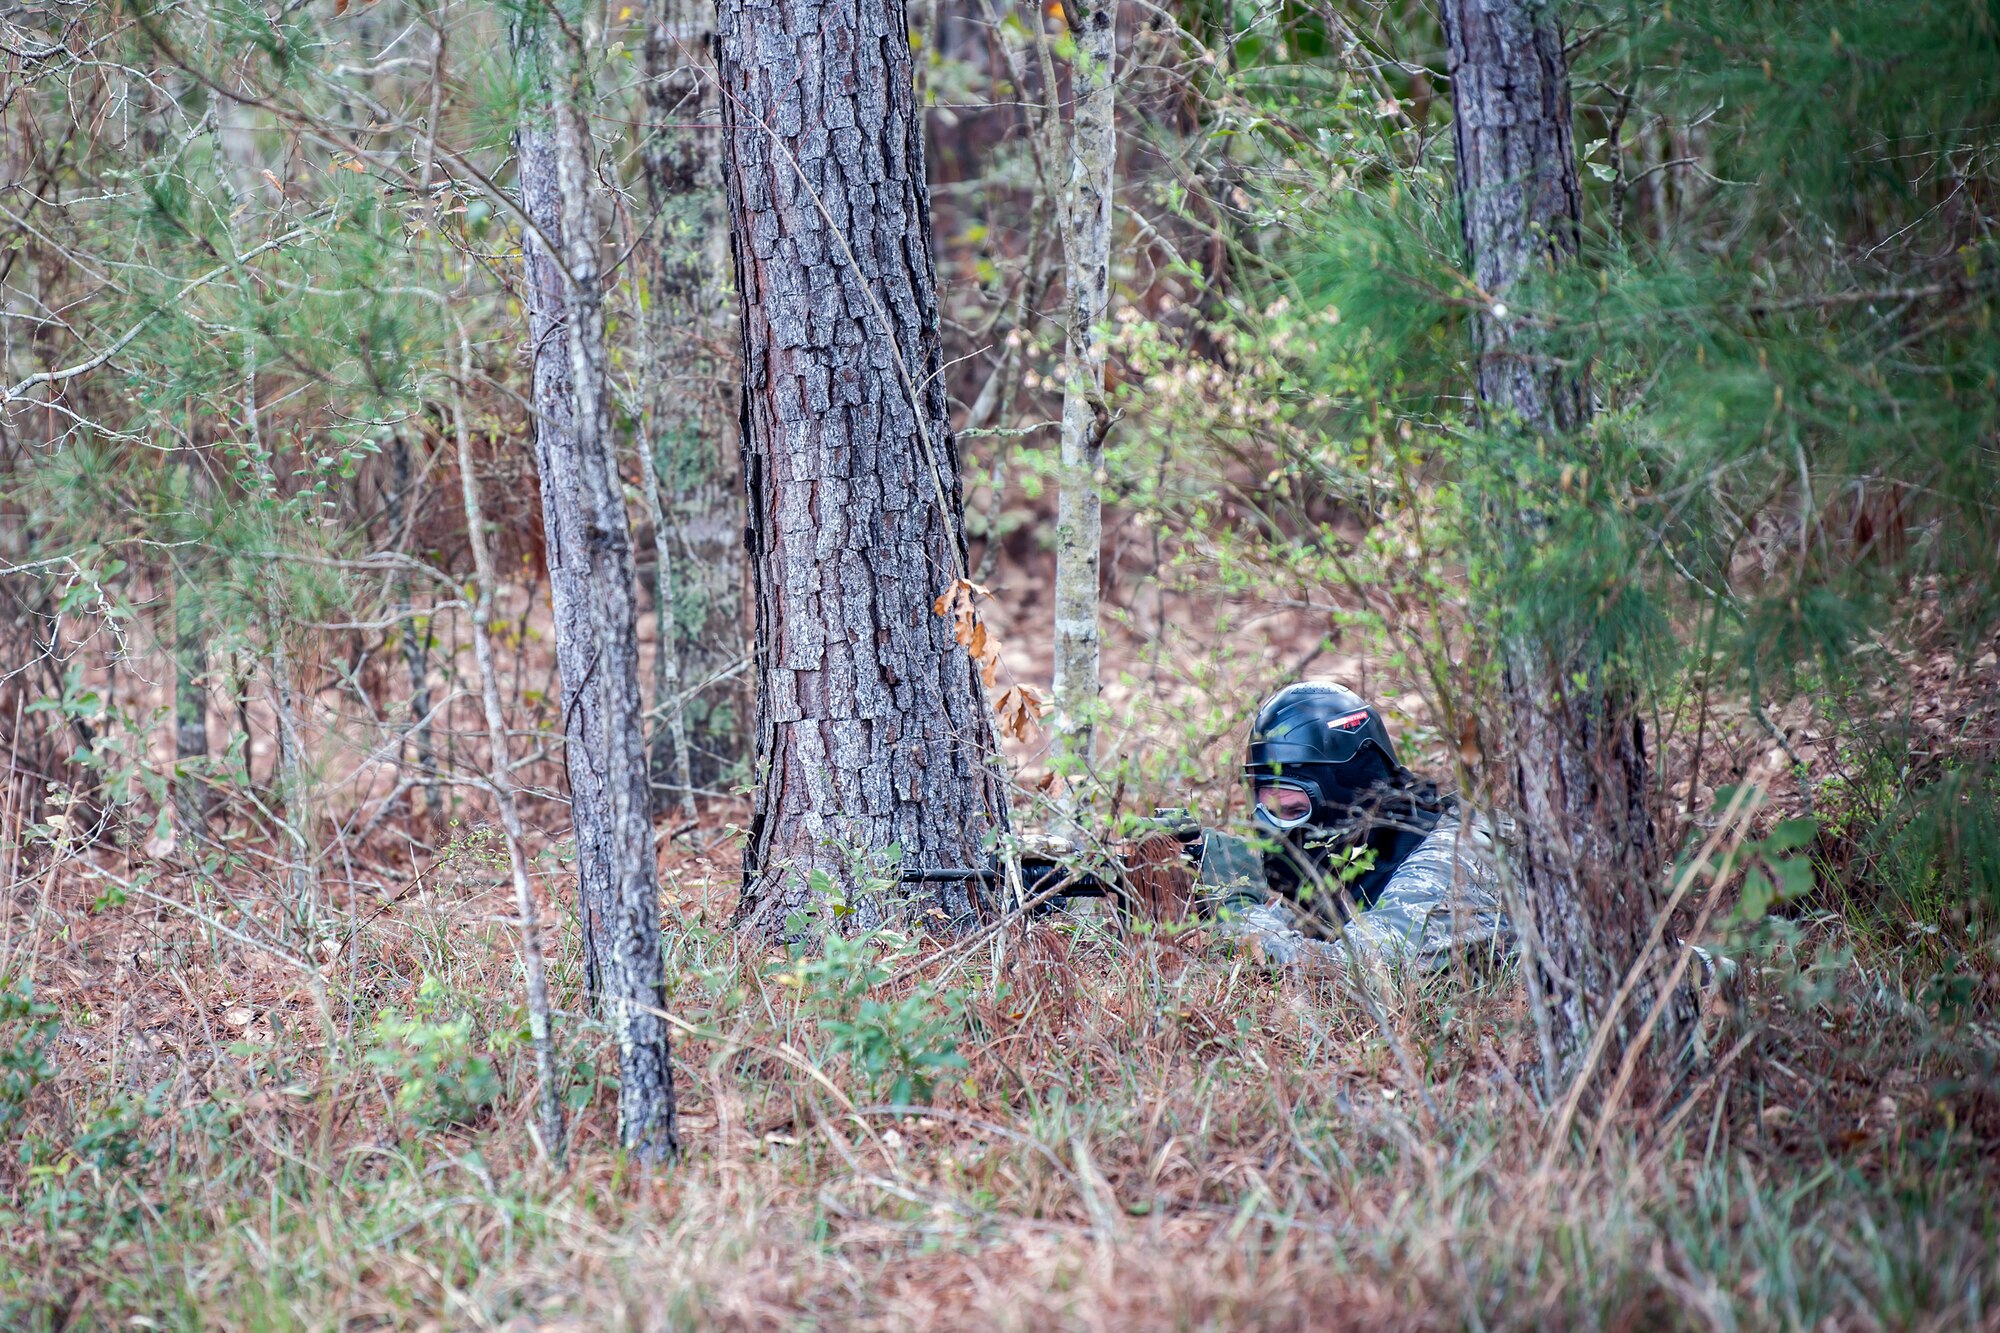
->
[1,0,1997,1326]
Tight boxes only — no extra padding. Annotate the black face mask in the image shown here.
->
[1250,746,1399,840]
[1258,758,1451,906]
[1242,681,1448,909]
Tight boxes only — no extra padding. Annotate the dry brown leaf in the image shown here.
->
[994,684,1045,742]
[1456,716,1482,766]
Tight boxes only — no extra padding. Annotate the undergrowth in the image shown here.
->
[1,847,1995,1331]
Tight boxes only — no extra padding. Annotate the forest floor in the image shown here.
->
[6,822,1999,1330]
[4,539,1999,1329]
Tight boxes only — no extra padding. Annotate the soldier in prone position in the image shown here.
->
[1009,682,1725,988]
[1183,681,1512,972]
[917,680,1510,971]
[1050,682,1509,973]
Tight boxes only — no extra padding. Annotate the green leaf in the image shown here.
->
[1737,869,1775,923]
[1766,818,1819,853]
[1770,855,1814,901]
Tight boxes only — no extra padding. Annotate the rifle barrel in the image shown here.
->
[898,863,1114,897]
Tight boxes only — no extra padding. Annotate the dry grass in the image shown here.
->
[2,815,1997,1333]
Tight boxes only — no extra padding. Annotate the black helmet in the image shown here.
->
[1244,682,1403,840]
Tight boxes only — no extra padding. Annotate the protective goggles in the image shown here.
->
[1252,778,1319,829]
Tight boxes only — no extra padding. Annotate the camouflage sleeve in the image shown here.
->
[1203,817,1515,974]
[1346,814,1514,971]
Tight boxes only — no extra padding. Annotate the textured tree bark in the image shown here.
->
[548,78,678,1162]
[1442,0,1699,1098]
[518,123,614,1006]
[1048,0,1116,775]
[1445,0,1585,435]
[715,0,1010,940]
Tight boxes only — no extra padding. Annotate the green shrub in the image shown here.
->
[366,975,498,1130]
[0,977,57,1134]
[779,881,971,1106]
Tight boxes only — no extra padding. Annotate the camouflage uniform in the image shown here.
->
[1200,813,1515,973]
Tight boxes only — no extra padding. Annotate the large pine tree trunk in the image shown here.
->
[551,82,678,1162]
[1442,0,1698,1096]
[716,0,1010,940]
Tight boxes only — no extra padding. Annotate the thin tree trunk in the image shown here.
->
[1445,0,1585,437]
[451,336,566,1164]
[1442,0,1698,1100]
[966,334,1020,590]
[636,0,718,822]
[396,605,438,822]
[963,3,1057,593]
[172,462,209,840]
[519,115,614,1008]
[635,392,694,821]
[265,602,316,921]
[172,591,208,828]
[716,0,1011,940]
[243,336,317,922]
[1047,0,1116,776]
[968,195,1055,589]
[389,434,441,825]
[549,71,678,1163]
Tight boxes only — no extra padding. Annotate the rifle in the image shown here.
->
[896,809,1206,921]
[898,855,1120,904]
